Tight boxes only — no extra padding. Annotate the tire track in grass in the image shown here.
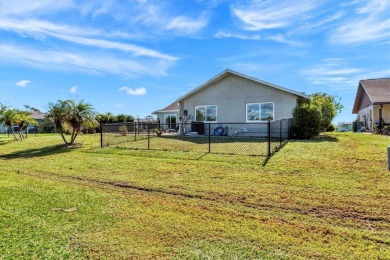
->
[14,169,390,230]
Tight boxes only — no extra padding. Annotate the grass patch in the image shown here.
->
[0,132,389,258]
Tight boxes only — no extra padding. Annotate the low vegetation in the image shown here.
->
[0,132,389,258]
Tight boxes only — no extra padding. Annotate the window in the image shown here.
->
[195,105,217,122]
[246,102,274,122]
[164,114,177,129]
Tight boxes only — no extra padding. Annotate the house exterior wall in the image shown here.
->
[358,89,372,110]
[180,74,299,123]
[358,104,390,130]
[358,105,374,130]
[373,104,390,124]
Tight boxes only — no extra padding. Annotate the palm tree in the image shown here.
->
[47,99,97,145]
[15,110,38,139]
[0,108,19,141]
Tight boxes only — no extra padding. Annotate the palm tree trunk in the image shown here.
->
[59,130,68,144]
[9,126,18,141]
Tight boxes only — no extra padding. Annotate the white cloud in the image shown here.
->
[214,31,261,40]
[232,1,321,31]
[330,0,390,44]
[301,58,390,90]
[15,80,31,87]
[0,19,177,61]
[266,34,309,47]
[0,0,74,17]
[166,13,209,34]
[0,44,174,77]
[70,85,78,93]
[119,87,147,96]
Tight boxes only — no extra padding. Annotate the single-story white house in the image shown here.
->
[153,70,308,131]
[352,78,390,131]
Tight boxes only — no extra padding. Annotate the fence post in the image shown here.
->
[149,123,151,149]
[134,122,137,141]
[208,123,211,153]
[280,120,282,146]
[267,120,271,157]
[100,123,103,148]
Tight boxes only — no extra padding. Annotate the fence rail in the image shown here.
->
[101,119,293,158]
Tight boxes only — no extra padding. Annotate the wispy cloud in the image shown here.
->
[119,87,147,96]
[0,19,177,61]
[70,85,78,93]
[0,44,174,77]
[330,0,390,44]
[214,31,261,40]
[301,58,390,90]
[166,13,209,35]
[232,1,321,31]
[266,34,309,47]
[15,80,31,87]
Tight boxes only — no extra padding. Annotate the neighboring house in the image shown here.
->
[153,69,308,134]
[352,78,390,131]
[337,122,353,132]
[27,110,47,133]
[152,101,180,130]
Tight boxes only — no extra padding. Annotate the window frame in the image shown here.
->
[246,102,275,122]
[194,105,217,122]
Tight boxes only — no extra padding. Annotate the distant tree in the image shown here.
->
[0,108,19,140]
[97,113,134,124]
[47,99,97,145]
[310,93,343,132]
[0,105,38,140]
[116,113,127,123]
[126,115,134,122]
[15,110,37,139]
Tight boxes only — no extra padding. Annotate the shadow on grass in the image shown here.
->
[0,144,80,159]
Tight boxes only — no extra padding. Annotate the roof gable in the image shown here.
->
[177,69,309,101]
[152,101,179,114]
[352,78,390,113]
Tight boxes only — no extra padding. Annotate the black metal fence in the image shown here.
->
[101,119,293,157]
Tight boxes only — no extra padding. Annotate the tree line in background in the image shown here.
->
[0,100,136,145]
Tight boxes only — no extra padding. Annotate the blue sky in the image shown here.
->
[0,0,389,123]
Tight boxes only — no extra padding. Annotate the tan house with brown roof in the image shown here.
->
[352,78,390,131]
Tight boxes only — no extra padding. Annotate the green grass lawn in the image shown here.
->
[0,132,389,259]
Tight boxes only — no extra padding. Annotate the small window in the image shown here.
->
[195,105,217,122]
[246,102,274,122]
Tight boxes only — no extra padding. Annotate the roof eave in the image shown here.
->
[177,69,309,101]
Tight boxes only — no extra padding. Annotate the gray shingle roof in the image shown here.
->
[352,78,390,113]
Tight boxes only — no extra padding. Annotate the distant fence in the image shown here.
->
[101,119,293,158]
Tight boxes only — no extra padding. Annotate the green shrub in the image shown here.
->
[118,125,128,136]
[326,124,336,132]
[292,104,321,139]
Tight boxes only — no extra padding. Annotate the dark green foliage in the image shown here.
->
[326,124,336,132]
[311,93,343,132]
[97,113,134,124]
[293,92,343,139]
[292,104,321,139]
